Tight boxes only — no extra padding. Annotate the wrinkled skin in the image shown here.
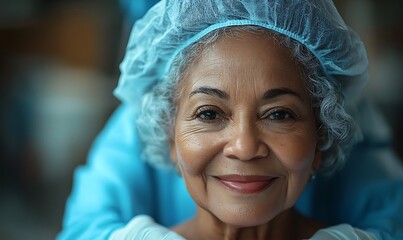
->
[170,32,322,240]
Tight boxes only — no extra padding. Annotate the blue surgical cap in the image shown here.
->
[114,0,368,106]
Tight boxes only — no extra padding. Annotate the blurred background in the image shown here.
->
[0,0,402,239]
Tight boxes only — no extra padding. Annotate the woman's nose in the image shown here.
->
[223,122,269,161]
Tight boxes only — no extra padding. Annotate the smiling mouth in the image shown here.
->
[214,175,277,194]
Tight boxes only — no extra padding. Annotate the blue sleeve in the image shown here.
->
[297,145,403,240]
[296,99,403,240]
[57,105,158,240]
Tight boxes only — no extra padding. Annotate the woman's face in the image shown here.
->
[170,32,321,227]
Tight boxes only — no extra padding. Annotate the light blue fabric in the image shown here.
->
[309,224,377,239]
[58,105,195,240]
[58,99,403,240]
[115,0,368,108]
[296,99,403,240]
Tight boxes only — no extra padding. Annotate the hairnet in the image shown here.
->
[114,0,368,107]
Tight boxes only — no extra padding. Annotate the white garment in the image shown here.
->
[110,215,185,240]
[309,224,377,240]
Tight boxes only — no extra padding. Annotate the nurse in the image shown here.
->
[59,0,403,239]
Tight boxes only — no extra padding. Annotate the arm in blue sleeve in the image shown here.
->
[297,99,403,240]
[307,148,403,240]
[58,104,157,240]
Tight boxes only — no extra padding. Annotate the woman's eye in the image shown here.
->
[195,107,223,122]
[263,109,294,121]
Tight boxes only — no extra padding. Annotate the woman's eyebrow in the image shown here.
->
[189,86,229,99]
[262,87,303,101]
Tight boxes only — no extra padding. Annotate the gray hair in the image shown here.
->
[137,25,362,176]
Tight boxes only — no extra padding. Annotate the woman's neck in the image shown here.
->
[173,207,324,240]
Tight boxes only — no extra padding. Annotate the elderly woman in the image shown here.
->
[59,0,403,239]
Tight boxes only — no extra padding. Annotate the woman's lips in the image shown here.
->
[215,175,277,194]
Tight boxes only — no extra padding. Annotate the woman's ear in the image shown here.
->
[170,139,182,176]
[312,150,322,172]
[313,122,324,172]
[169,122,178,164]
[170,139,177,165]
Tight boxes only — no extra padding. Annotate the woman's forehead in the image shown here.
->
[182,32,306,96]
[195,33,297,74]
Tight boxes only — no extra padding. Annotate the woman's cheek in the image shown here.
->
[175,129,222,176]
[273,134,317,171]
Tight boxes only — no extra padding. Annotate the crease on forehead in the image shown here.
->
[176,28,311,104]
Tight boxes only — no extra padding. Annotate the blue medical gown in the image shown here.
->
[58,100,403,240]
